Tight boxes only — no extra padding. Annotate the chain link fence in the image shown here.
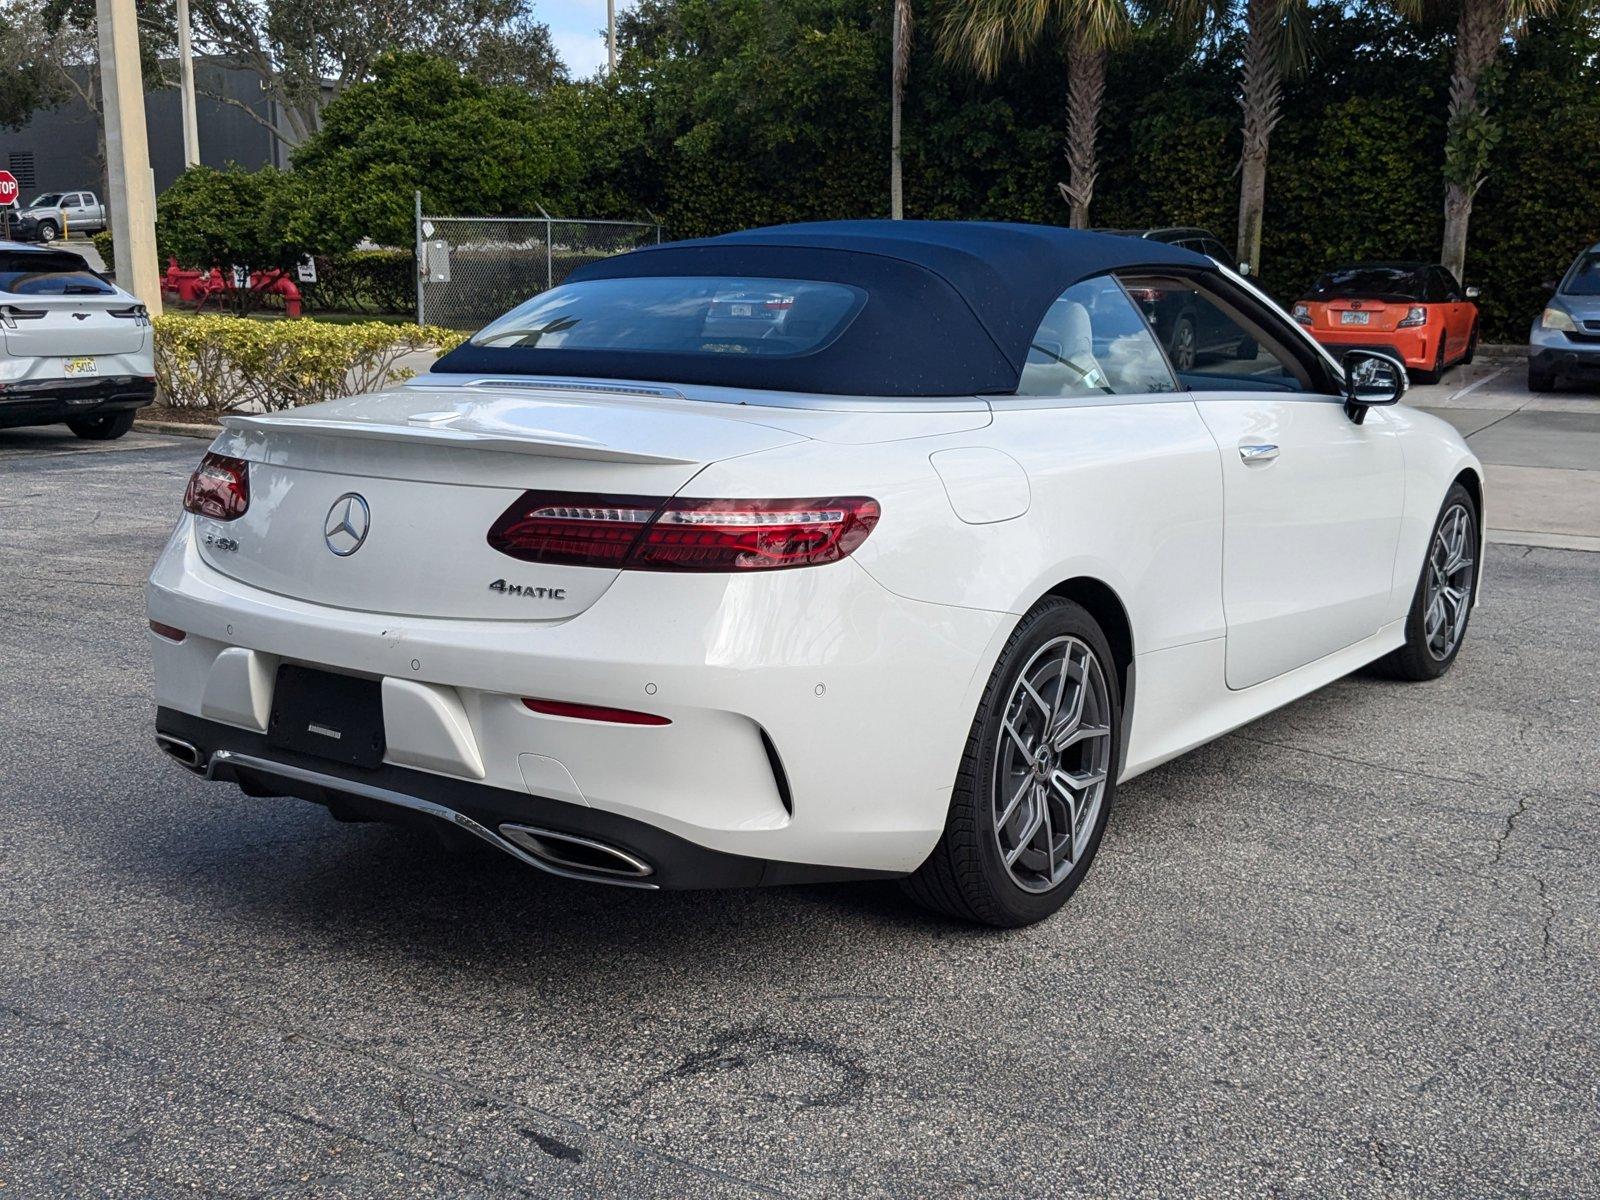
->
[415,200,662,331]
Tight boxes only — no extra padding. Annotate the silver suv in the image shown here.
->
[0,242,155,440]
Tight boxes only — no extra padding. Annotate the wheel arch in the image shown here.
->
[1041,575,1137,780]
[1450,464,1487,606]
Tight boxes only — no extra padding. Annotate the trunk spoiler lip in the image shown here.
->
[218,413,702,466]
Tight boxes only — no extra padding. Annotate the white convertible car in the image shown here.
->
[149,222,1483,926]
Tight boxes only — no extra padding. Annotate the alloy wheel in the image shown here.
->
[992,636,1113,894]
[1172,320,1197,371]
[1423,502,1475,661]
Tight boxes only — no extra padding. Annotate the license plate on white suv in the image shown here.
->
[63,356,99,375]
[1339,311,1371,326]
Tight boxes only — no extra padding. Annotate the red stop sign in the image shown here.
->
[0,171,17,206]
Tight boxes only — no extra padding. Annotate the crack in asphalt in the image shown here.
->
[54,983,799,1200]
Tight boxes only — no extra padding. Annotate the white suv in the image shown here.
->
[0,241,155,440]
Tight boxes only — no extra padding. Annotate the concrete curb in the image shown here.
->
[1479,343,1528,358]
[134,418,219,440]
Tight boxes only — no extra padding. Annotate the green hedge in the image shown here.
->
[300,249,416,315]
[154,315,467,412]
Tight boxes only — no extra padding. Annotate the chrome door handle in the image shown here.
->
[1239,443,1279,463]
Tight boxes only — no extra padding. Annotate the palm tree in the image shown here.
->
[939,0,1132,229]
[891,0,913,219]
[1233,0,1310,275]
[1396,0,1557,282]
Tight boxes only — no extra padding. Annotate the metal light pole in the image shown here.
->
[608,0,617,72]
[176,0,200,168]
[96,0,162,313]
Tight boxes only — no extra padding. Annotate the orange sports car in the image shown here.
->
[1293,262,1480,383]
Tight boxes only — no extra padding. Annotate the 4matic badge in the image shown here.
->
[488,579,567,601]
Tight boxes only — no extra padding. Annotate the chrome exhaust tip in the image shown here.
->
[156,734,207,773]
[497,824,654,881]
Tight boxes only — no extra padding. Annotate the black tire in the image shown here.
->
[1412,337,1447,385]
[1527,363,1556,393]
[1461,322,1478,364]
[1372,482,1478,682]
[67,410,137,441]
[1168,315,1198,372]
[1235,335,1258,362]
[903,598,1122,928]
[37,220,59,243]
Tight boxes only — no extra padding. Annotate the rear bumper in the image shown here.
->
[148,515,1009,878]
[0,374,155,429]
[156,709,897,888]
[1307,328,1432,370]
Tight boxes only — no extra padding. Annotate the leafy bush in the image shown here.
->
[154,315,467,413]
[300,249,417,315]
[156,166,341,311]
[91,230,115,271]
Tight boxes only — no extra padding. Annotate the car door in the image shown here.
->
[1123,272,1407,690]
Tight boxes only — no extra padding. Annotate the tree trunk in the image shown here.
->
[891,0,911,220]
[1440,0,1504,283]
[1236,0,1284,275]
[1062,38,1106,230]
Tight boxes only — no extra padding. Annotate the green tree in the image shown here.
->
[938,0,1134,228]
[156,165,341,311]
[291,53,585,247]
[183,0,565,149]
[1394,0,1561,281]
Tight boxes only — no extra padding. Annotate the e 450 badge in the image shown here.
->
[488,578,567,601]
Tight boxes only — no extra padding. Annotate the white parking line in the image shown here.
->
[1448,366,1508,403]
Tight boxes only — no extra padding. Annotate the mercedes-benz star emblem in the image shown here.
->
[323,493,370,557]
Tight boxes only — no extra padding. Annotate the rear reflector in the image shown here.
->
[521,698,671,726]
[489,492,880,572]
[183,452,250,521]
[148,620,186,642]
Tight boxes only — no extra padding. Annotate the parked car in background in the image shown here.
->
[1095,228,1257,370]
[0,241,155,439]
[1529,243,1600,392]
[1293,262,1479,384]
[9,191,108,242]
[149,221,1484,929]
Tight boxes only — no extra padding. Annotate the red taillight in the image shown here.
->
[1124,286,1165,304]
[487,492,880,572]
[148,620,186,642]
[522,698,671,726]
[183,452,250,521]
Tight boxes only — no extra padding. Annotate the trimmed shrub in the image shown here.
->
[154,315,468,413]
[300,249,417,315]
[91,230,115,271]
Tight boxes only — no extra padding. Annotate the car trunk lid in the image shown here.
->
[195,383,810,621]
[1,293,148,358]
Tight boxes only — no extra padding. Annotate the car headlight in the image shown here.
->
[1397,306,1428,328]
[1292,302,1311,325]
[1541,306,1577,332]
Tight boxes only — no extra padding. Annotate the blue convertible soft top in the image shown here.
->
[432,220,1211,397]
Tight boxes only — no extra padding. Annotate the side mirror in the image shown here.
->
[1542,279,1560,292]
[1464,286,1481,301]
[1341,349,1406,424]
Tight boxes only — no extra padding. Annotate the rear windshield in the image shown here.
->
[1562,253,1600,296]
[0,249,114,295]
[28,193,63,208]
[471,277,866,358]
[1309,267,1425,301]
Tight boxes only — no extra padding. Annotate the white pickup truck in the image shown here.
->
[15,191,109,242]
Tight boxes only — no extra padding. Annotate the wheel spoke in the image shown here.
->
[1055,722,1110,752]
[996,773,1032,831]
[1002,717,1036,768]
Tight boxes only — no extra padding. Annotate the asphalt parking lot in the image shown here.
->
[2,406,1597,1197]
